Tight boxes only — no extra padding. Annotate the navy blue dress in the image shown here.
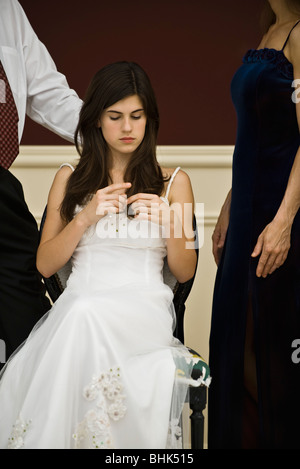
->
[209,23,300,449]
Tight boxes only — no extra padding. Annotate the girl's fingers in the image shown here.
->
[97,194,127,201]
[96,200,124,216]
[127,193,158,205]
[102,183,131,195]
[134,206,149,214]
[135,213,149,220]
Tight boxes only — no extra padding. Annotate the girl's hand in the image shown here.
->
[78,182,131,228]
[251,216,292,278]
[126,193,171,226]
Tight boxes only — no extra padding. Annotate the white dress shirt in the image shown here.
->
[0,0,82,143]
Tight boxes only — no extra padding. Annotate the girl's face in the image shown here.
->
[98,95,147,158]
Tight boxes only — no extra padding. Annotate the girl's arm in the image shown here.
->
[165,170,198,283]
[37,166,130,278]
[37,166,87,278]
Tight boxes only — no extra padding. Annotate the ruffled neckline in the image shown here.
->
[243,48,294,79]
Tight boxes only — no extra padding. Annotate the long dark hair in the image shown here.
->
[261,0,300,32]
[60,61,168,222]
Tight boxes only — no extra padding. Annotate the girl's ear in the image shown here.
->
[97,119,101,128]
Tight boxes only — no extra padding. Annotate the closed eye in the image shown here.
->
[109,115,142,121]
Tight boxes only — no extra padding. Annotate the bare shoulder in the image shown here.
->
[51,165,73,190]
[40,165,74,240]
[47,165,73,207]
[171,169,193,198]
[290,20,300,42]
[55,164,74,181]
[161,166,193,204]
[288,22,300,66]
[161,167,191,184]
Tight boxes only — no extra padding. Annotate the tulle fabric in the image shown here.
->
[0,211,198,449]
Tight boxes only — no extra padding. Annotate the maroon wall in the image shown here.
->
[19,0,263,145]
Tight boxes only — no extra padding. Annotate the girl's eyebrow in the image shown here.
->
[107,108,144,114]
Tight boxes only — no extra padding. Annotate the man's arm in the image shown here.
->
[14,0,82,142]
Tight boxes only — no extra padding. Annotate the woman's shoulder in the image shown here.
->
[287,21,300,65]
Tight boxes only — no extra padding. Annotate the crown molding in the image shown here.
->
[15,145,234,168]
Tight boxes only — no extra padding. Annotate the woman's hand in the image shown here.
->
[77,182,131,228]
[251,216,292,278]
[212,190,232,265]
[126,193,172,227]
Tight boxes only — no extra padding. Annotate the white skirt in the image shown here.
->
[0,284,196,449]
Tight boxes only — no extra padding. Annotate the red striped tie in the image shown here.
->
[0,61,19,169]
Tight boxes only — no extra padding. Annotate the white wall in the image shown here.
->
[11,145,234,447]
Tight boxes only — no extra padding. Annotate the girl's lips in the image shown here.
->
[120,137,135,142]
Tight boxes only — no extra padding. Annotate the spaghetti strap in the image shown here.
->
[60,163,75,172]
[165,166,181,201]
[281,19,300,51]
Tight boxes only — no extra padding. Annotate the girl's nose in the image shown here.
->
[122,117,132,132]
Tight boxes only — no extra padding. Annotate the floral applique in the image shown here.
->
[166,418,183,449]
[73,366,127,449]
[8,416,32,449]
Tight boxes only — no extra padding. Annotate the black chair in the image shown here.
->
[39,207,210,449]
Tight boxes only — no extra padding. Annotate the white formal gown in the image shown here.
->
[0,167,199,449]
